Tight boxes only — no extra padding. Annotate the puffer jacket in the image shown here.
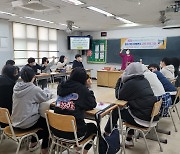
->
[116,75,159,121]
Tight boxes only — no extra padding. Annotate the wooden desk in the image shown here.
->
[97,70,123,88]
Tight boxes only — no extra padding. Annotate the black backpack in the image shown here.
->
[95,111,121,154]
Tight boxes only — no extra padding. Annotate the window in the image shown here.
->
[13,23,58,65]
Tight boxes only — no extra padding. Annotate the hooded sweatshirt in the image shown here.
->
[116,62,158,124]
[141,64,165,97]
[11,82,51,129]
[54,79,96,137]
[161,65,175,81]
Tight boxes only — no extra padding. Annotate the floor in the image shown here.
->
[0,81,180,154]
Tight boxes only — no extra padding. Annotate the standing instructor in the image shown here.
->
[120,48,134,70]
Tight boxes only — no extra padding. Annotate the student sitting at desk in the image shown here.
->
[11,66,52,154]
[160,57,175,81]
[148,64,177,103]
[25,57,42,75]
[105,62,159,147]
[56,55,68,71]
[0,65,19,127]
[53,67,97,154]
[72,54,84,69]
[39,57,55,89]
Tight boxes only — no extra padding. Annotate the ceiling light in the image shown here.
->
[87,6,114,17]
[72,25,79,29]
[0,11,16,16]
[115,16,134,24]
[61,0,84,5]
[59,23,67,26]
[24,16,54,23]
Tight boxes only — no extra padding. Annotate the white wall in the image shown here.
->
[82,27,180,78]
[0,19,13,72]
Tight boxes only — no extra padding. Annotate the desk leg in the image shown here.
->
[118,107,126,154]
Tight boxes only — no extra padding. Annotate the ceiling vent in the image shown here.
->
[12,0,52,12]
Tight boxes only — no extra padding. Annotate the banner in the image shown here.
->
[121,37,167,49]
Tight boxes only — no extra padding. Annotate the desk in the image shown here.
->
[97,70,123,88]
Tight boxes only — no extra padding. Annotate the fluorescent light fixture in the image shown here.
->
[61,0,84,5]
[0,11,16,16]
[24,16,54,23]
[72,25,79,29]
[59,23,79,29]
[87,6,114,17]
[115,16,134,24]
[59,23,67,26]
[118,23,140,27]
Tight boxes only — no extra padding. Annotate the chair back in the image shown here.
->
[0,107,17,140]
[0,108,10,124]
[172,87,180,107]
[151,99,162,118]
[45,111,77,132]
[149,99,162,127]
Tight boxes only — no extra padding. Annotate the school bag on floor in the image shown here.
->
[95,110,121,154]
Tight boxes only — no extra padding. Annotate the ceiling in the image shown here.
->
[0,0,180,31]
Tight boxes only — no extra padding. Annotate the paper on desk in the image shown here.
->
[96,102,109,110]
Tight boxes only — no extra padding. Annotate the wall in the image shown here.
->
[83,27,180,78]
[0,19,13,72]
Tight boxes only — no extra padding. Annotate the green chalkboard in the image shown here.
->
[107,36,180,64]
[87,40,107,63]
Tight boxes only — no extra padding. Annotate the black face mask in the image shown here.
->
[47,61,49,64]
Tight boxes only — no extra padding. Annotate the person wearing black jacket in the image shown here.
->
[105,62,158,147]
[54,67,97,154]
[72,54,84,69]
[0,65,19,127]
[25,57,42,75]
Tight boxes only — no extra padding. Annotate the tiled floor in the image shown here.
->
[1,81,180,154]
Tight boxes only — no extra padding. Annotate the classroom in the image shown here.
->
[0,0,180,154]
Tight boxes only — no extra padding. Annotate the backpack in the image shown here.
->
[95,111,121,154]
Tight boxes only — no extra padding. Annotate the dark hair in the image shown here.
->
[42,57,48,64]
[148,64,160,71]
[28,57,35,64]
[161,57,171,66]
[75,54,81,59]
[170,57,180,76]
[6,60,15,66]
[2,65,18,80]
[21,66,35,82]
[59,55,65,63]
[69,67,88,85]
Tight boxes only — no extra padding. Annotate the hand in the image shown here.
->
[86,78,92,88]
[120,48,124,53]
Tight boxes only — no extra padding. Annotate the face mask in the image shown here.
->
[47,60,49,64]
[33,62,36,66]
[13,74,19,81]
[126,50,130,55]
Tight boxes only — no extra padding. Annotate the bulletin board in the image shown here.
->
[87,40,107,63]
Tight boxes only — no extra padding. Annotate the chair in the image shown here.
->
[123,100,163,154]
[168,87,180,132]
[45,110,96,154]
[0,107,40,154]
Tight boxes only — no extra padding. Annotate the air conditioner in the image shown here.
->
[12,0,52,12]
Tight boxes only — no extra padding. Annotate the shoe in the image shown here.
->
[125,140,134,148]
[29,142,39,152]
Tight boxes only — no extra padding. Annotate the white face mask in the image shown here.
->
[126,50,130,55]
[33,62,36,66]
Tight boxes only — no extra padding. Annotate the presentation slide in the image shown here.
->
[70,37,90,50]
